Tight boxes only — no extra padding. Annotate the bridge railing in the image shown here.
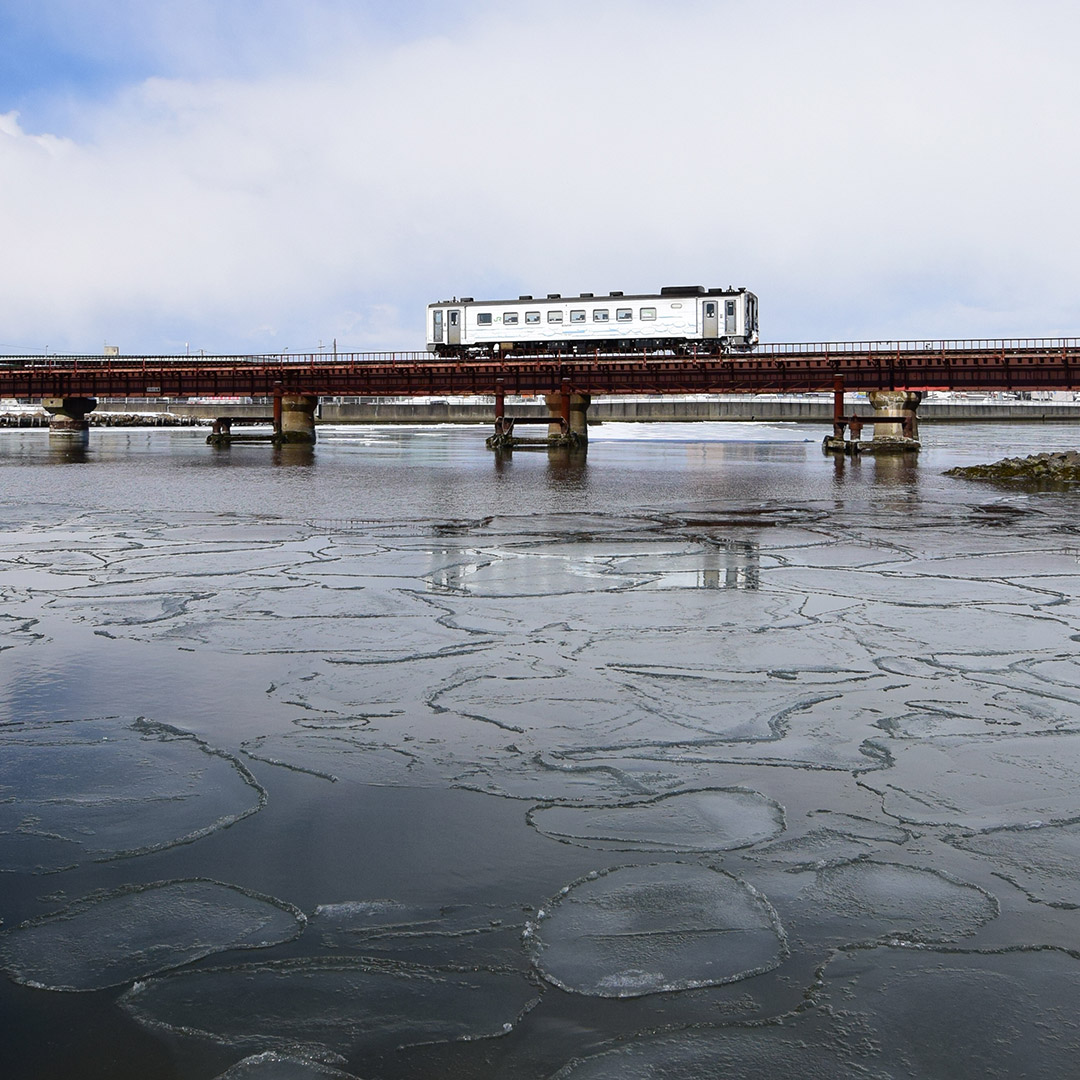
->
[754,338,1080,355]
[0,351,436,368]
[6,340,1080,368]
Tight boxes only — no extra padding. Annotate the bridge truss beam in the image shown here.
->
[2,345,1079,400]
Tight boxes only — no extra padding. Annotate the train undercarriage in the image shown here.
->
[432,338,753,360]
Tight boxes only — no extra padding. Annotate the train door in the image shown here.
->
[448,309,462,346]
[724,299,737,334]
[432,309,444,344]
[702,300,719,339]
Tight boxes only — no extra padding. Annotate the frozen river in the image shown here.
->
[2,420,1080,1079]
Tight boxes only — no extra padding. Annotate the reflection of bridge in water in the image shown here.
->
[419,539,760,595]
[699,540,760,590]
[5,339,1080,449]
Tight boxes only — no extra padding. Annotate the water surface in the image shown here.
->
[2,420,1080,1079]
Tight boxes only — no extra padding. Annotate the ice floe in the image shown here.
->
[859,733,1080,831]
[746,860,998,946]
[212,1051,360,1079]
[0,880,304,990]
[528,789,784,851]
[121,958,540,1056]
[528,863,785,997]
[0,716,266,872]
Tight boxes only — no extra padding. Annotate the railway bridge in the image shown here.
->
[3,338,1080,450]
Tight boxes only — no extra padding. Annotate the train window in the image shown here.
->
[570,310,586,323]
[504,312,519,324]
[525,311,541,324]
[640,307,657,320]
[548,311,564,323]
[616,308,632,321]
[593,309,610,322]
[726,301,736,316]
[477,313,493,325]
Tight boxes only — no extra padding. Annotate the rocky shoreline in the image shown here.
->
[945,451,1080,482]
[0,411,203,428]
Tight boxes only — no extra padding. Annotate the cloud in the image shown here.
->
[2,0,1080,354]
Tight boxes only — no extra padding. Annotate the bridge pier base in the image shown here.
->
[486,386,589,450]
[544,389,590,445]
[824,385,922,455]
[277,394,318,444]
[42,397,97,439]
[867,390,922,450]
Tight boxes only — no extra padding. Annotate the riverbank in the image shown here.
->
[0,409,203,428]
[6,394,1080,427]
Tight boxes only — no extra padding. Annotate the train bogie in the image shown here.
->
[426,285,758,357]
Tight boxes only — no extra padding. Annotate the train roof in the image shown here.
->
[429,286,751,307]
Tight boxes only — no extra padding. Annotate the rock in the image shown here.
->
[945,451,1080,483]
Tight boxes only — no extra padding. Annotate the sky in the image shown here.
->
[1,0,1079,355]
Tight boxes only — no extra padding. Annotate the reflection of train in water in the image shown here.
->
[427,285,758,357]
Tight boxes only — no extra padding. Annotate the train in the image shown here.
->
[426,285,758,357]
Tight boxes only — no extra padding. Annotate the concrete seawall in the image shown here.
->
[81,395,1080,425]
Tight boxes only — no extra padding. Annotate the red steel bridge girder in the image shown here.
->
[2,346,1079,399]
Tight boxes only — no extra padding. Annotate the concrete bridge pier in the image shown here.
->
[42,397,97,438]
[867,390,922,449]
[275,393,319,444]
[544,384,590,444]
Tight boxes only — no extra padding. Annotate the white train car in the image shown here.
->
[426,286,758,357]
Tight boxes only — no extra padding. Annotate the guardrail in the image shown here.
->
[753,338,1080,355]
